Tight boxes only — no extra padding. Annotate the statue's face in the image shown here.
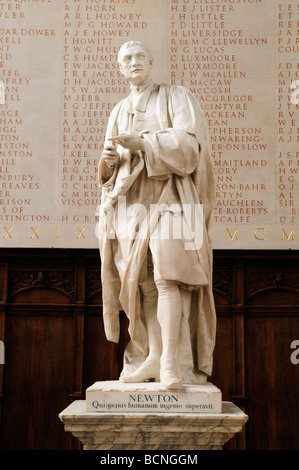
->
[118,45,153,86]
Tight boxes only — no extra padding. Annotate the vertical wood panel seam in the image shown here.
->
[71,258,87,397]
[232,261,247,449]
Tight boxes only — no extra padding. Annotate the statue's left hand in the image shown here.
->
[108,133,145,152]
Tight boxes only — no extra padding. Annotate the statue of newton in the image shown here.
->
[98,41,216,389]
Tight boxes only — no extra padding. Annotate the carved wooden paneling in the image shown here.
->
[86,269,102,301]
[244,254,299,450]
[1,308,75,449]
[212,269,233,301]
[245,314,299,450]
[246,269,299,301]
[0,248,298,450]
[8,270,75,300]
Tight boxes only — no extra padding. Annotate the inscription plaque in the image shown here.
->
[86,381,222,414]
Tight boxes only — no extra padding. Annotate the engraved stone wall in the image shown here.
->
[0,0,298,248]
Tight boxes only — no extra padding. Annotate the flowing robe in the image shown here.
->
[98,82,216,381]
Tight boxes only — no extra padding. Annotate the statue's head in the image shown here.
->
[117,41,153,86]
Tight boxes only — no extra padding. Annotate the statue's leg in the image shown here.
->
[120,275,161,383]
[141,278,162,364]
[176,288,200,383]
[155,279,183,389]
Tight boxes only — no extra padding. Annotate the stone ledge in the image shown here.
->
[59,400,248,450]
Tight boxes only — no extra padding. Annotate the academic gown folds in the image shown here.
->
[98,83,216,380]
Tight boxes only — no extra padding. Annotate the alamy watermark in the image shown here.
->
[95,197,204,250]
[290,80,299,105]
[0,80,5,105]
[0,341,4,365]
[290,340,299,365]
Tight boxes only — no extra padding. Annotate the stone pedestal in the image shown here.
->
[86,380,222,414]
[59,398,248,450]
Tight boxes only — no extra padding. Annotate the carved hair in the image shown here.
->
[117,41,153,63]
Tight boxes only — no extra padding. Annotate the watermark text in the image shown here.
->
[290,340,299,365]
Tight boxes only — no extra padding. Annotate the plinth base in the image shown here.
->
[86,380,222,414]
[59,400,248,450]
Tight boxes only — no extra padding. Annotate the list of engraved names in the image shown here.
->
[0,0,298,248]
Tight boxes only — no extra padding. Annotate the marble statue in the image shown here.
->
[98,41,216,389]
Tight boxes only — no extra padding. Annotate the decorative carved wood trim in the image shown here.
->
[86,270,102,299]
[245,270,299,299]
[212,270,233,300]
[8,270,75,299]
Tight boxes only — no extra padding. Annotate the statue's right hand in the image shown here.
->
[102,145,120,169]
